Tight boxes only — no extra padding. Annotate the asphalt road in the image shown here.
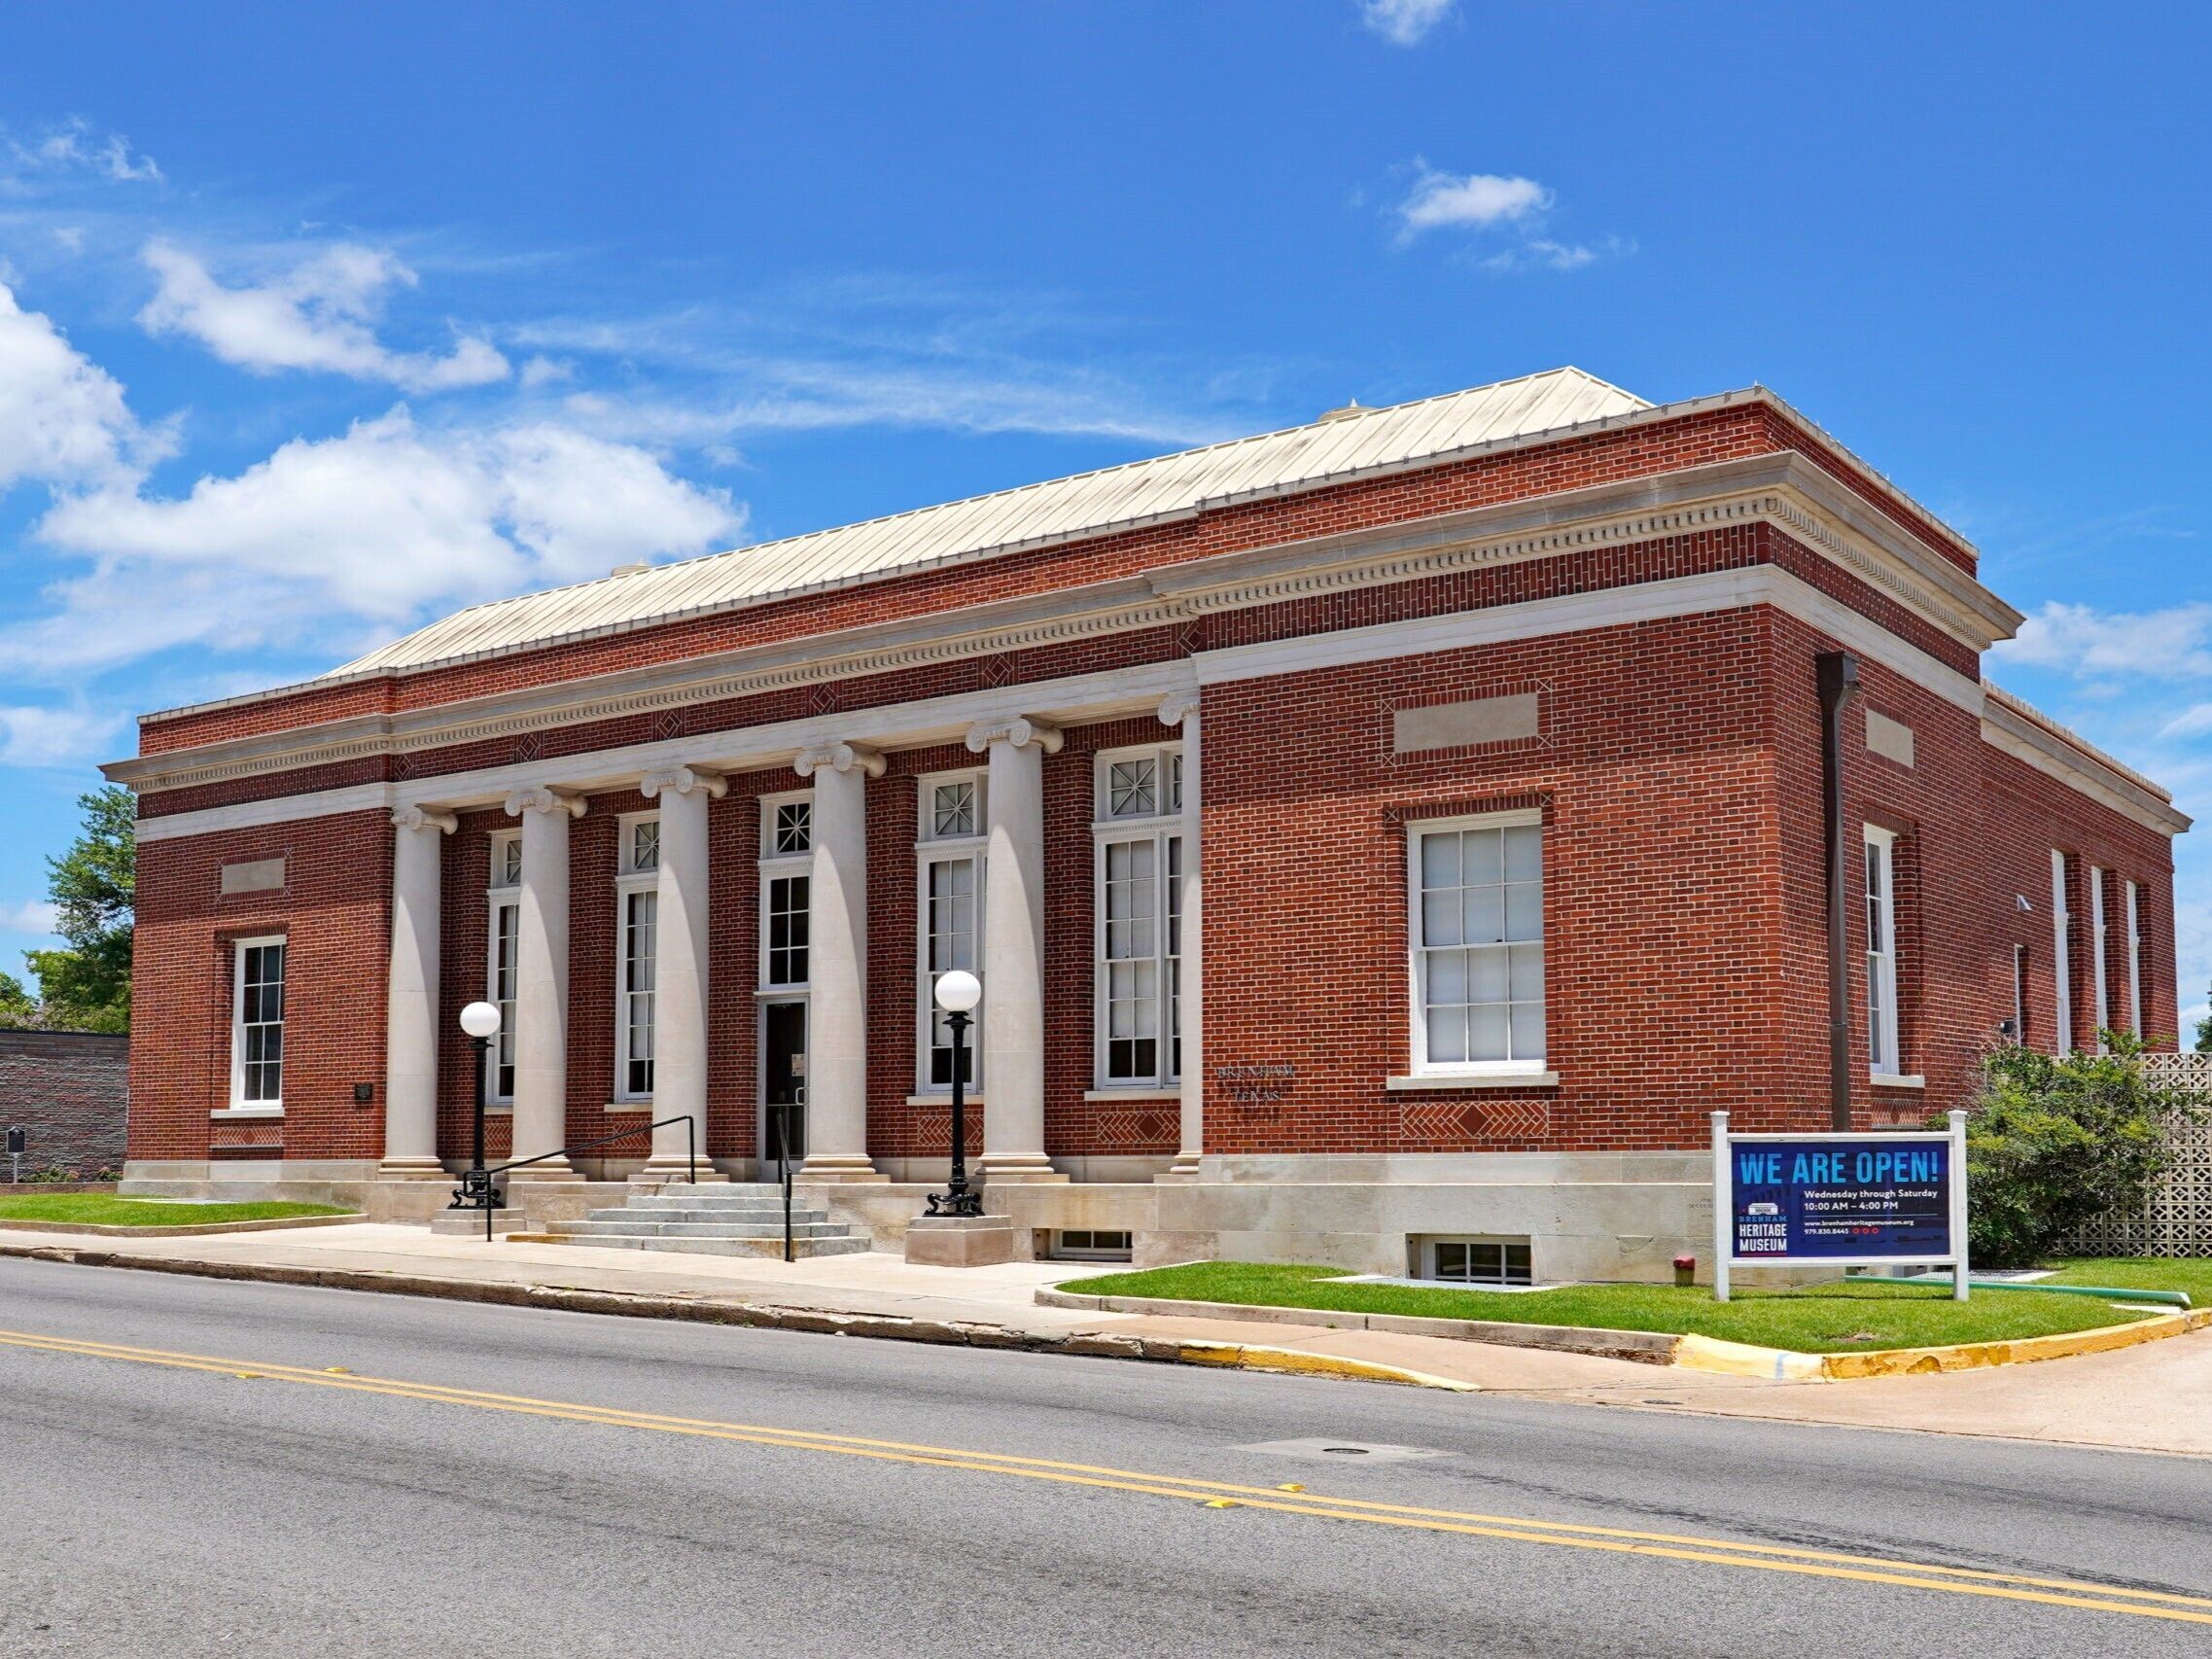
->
[0,1256,2208,1657]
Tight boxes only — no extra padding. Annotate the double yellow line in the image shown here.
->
[5,1324,2208,1627]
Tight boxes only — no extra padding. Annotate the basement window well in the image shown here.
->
[1420,1237,1533,1287]
[1050,1229,1135,1261]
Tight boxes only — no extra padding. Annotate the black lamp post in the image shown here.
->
[450,1000,506,1215]
[926,969,984,1218]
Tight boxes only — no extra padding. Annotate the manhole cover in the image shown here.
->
[1235,1438,1448,1465]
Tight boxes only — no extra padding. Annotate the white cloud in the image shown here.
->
[1997,600,2212,684]
[15,406,741,674]
[0,900,59,935]
[138,239,510,392]
[1396,168,1552,235]
[0,701,128,768]
[0,279,156,493]
[1359,0,1456,46]
[6,119,161,184]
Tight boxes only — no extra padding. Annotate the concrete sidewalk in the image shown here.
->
[8,1219,2212,1457]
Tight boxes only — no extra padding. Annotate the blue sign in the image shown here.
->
[1729,1138,1953,1260]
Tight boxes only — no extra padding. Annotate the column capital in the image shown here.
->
[965,716,1064,757]
[793,741,886,780]
[504,785,587,819]
[390,805,458,834]
[1157,692,1200,728]
[640,765,728,801]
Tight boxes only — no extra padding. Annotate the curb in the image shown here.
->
[0,1241,1473,1392]
[0,1214,365,1239]
[1672,1308,2212,1380]
[1036,1288,1676,1364]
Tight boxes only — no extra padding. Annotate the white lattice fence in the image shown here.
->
[2060,1052,2212,1258]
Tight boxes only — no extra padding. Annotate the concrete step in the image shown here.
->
[583,1212,831,1229]
[548,1218,855,1240]
[543,1232,874,1259]
[626,1191,795,1210]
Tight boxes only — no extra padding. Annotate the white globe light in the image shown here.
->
[459,1001,503,1040]
[933,970,982,1013]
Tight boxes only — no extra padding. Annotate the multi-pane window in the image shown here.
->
[2126,880,2144,1039]
[2052,850,2073,1055]
[924,854,980,1087]
[1425,1238,1532,1287]
[918,773,986,1091]
[2089,866,2110,1051]
[487,831,520,1102]
[765,873,810,988]
[615,814,658,1100]
[1864,828,1899,1075]
[1411,814,1544,1073]
[1094,745,1183,1088]
[772,799,811,857]
[232,936,286,1108]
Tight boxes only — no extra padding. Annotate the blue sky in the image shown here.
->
[2,2,2209,1020]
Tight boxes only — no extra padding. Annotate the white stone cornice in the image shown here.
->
[638,765,729,801]
[966,717,1064,756]
[793,741,886,780]
[390,806,457,834]
[1157,693,1199,727]
[504,785,587,819]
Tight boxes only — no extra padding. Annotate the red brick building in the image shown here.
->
[108,371,2188,1280]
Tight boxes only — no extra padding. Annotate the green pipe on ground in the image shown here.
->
[1888,1272,2192,1309]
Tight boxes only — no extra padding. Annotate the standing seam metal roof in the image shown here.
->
[328,367,1651,678]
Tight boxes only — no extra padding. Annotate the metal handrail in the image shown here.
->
[466,1114,699,1242]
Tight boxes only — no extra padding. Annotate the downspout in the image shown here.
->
[1816,652,1860,1130]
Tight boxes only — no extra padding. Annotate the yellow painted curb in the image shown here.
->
[1672,1333,1827,1381]
[1174,1340,1479,1393]
[1818,1307,2212,1380]
[1672,1307,2212,1382]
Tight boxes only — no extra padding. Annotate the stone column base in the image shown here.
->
[795,1154,890,1183]
[632,1157,731,1185]
[376,1157,449,1180]
[976,1154,1068,1185]
[904,1215,1019,1267]
[507,1160,582,1182]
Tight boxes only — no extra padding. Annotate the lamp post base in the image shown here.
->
[903,1214,1018,1267]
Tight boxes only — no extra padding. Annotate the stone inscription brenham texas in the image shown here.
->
[1215,1063,1295,1103]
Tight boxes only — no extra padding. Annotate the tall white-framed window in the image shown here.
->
[1408,809,1545,1077]
[229,935,287,1111]
[1864,826,1900,1076]
[486,830,522,1103]
[2089,865,2109,1052]
[614,812,659,1101]
[917,770,986,1092]
[2052,849,2073,1056]
[2126,879,2144,1039]
[1093,743,1183,1088]
[758,791,812,992]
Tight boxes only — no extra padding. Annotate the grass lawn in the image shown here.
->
[2044,1257,2212,1303]
[0,1194,353,1227]
[1061,1260,2156,1354]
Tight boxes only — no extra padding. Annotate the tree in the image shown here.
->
[0,970,38,1027]
[2195,985,2211,1052]
[21,786,134,1033]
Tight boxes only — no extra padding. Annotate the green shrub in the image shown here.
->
[1937,1034,2199,1268]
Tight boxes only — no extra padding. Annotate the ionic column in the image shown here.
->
[506,785,585,1180]
[792,742,887,1182]
[1161,694,1204,1179]
[637,766,729,1183]
[380,805,456,1177]
[966,717,1066,1183]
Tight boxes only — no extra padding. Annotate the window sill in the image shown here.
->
[606,1101,653,1112]
[210,1105,284,1120]
[1083,1088,1181,1102]
[907,1093,985,1108]
[1871,1073,1926,1090]
[1387,1071,1559,1091]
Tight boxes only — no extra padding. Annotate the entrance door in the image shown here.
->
[763,1001,807,1167]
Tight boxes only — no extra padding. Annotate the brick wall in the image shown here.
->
[0,1030,128,1176]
